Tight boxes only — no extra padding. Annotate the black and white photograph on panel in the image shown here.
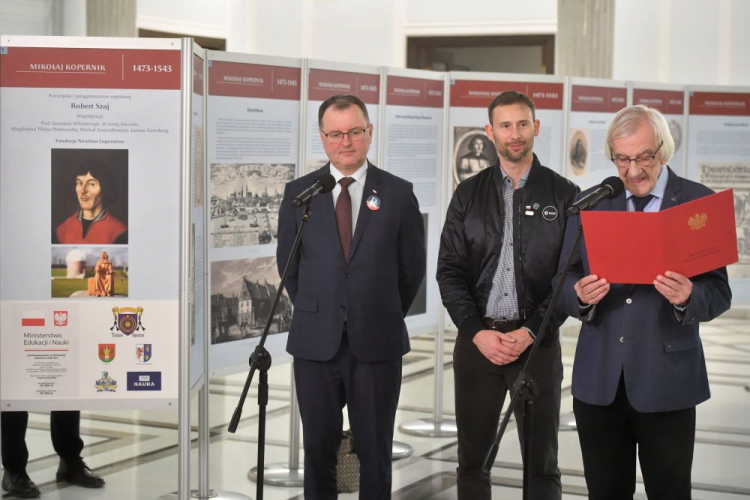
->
[452,127,494,190]
[699,162,750,274]
[210,256,291,344]
[668,119,683,153]
[568,129,590,178]
[210,162,294,248]
[306,158,329,175]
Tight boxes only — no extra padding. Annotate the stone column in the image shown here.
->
[86,0,136,37]
[557,0,615,78]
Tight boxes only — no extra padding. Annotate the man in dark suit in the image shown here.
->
[276,94,425,499]
[2,411,105,498]
[556,105,732,499]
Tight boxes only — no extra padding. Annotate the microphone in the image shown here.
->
[293,173,337,206]
[566,176,624,216]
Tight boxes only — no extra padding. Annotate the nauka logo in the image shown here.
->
[110,307,146,337]
[95,371,118,392]
[54,311,68,327]
[127,372,161,391]
[98,344,116,363]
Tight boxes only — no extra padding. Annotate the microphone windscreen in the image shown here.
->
[602,176,625,198]
[317,173,337,194]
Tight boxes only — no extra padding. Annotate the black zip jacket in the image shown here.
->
[437,154,580,343]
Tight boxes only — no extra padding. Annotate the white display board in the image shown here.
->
[628,83,687,176]
[190,47,206,391]
[205,51,301,374]
[382,68,445,335]
[447,72,567,188]
[0,36,185,410]
[566,78,627,189]
[687,86,750,279]
[305,60,381,174]
[444,73,567,330]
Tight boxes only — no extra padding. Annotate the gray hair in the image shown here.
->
[605,105,675,165]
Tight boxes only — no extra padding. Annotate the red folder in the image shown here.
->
[580,189,738,284]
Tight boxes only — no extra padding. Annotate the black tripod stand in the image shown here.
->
[227,203,313,500]
[481,224,584,499]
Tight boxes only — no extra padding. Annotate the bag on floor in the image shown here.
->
[336,430,360,493]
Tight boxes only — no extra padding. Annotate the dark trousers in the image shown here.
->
[294,335,402,500]
[453,337,563,500]
[1,410,84,473]
[573,374,696,499]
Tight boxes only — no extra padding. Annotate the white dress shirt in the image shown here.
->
[625,166,669,212]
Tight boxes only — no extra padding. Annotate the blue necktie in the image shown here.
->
[632,195,654,212]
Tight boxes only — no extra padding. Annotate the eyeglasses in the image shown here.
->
[611,140,663,168]
[321,127,368,144]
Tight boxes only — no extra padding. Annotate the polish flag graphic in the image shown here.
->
[21,313,45,327]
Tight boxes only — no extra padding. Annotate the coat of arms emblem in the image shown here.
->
[53,311,68,327]
[136,344,152,362]
[688,213,708,231]
[98,344,116,363]
[95,371,118,392]
[110,306,146,334]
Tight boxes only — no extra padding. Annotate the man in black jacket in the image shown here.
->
[437,91,578,499]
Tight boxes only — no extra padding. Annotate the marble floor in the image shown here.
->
[7,308,750,499]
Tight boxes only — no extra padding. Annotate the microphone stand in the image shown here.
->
[481,223,584,500]
[228,203,312,500]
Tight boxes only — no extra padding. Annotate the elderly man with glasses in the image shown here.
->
[555,105,732,499]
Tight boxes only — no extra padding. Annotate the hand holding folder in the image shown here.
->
[580,189,739,284]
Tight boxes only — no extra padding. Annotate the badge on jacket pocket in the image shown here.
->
[366,195,381,211]
[542,206,558,221]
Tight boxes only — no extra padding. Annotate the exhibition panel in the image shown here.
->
[628,83,687,176]
[0,36,189,411]
[687,86,750,280]
[205,51,302,375]
[566,77,627,189]
[382,68,445,335]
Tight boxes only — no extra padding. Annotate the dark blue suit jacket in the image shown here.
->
[276,163,426,363]
[556,168,732,412]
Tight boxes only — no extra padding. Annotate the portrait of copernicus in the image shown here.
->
[52,152,128,245]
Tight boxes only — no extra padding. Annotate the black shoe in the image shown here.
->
[56,457,105,488]
[1,470,41,498]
